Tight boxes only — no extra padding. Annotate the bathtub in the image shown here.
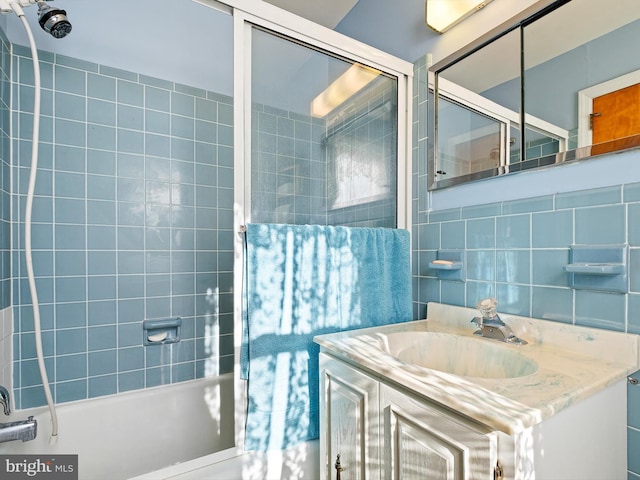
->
[0,374,235,479]
[134,439,320,479]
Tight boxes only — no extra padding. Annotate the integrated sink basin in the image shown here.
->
[314,302,640,435]
[381,331,538,379]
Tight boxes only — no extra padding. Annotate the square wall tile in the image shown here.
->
[88,300,117,326]
[55,65,86,95]
[88,325,116,352]
[467,218,495,249]
[117,80,144,107]
[440,281,465,307]
[532,249,569,287]
[418,223,440,250]
[118,370,144,393]
[56,379,87,403]
[88,374,117,398]
[575,290,625,331]
[496,284,531,317]
[497,215,530,248]
[532,286,573,323]
[575,205,625,245]
[629,294,640,335]
[631,249,640,293]
[419,278,440,305]
[532,210,573,248]
[624,182,640,203]
[88,73,116,101]
[466,281,494,308]
[56,353,87,382]
[630,204,640,247]
[496,250,530,284]
[467,250,495,281]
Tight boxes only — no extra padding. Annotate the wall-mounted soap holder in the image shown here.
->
[564,245,628,293]
[143,318,182,346]
[429,249,465,282]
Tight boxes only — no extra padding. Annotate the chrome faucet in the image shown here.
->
[471,298,527,345]
[0,385,10,415]
[0,417,38,442]
[0,385,38,443]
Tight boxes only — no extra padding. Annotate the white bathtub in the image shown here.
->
[0,374,235,480]
[135,439,320,480]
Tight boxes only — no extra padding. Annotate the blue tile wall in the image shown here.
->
[412,56,640,476]
[10,45,234,409]
[0,28,9,310]
[251,79,397,228]
[251,103,328,225]
[325,82,398,228]
[413,182,640,328]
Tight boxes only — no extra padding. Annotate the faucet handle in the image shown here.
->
[476,297,498,319]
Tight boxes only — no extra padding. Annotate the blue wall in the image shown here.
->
[10,44,235,409]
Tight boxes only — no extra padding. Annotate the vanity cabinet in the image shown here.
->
[319,351,628,480]
[319,352,380,480]
[380,384,497,479]
[320,352,497,480]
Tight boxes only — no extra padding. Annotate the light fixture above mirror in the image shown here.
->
[425,0,494,33]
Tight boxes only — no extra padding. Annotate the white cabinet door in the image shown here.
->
[319,353,380,480]
[380,384,497,480]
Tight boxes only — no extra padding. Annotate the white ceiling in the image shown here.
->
[264,0,359,28]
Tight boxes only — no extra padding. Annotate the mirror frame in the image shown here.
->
[427,0,640,190]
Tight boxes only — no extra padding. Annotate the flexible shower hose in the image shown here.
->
[14,4,59,444]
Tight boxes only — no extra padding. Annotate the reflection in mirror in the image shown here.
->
[435,29,520,187]
[429,0,640,191]
[524,0,640,160]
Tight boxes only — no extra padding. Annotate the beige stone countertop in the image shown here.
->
[314,302,640,435]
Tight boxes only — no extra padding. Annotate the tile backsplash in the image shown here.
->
[10,44,234,409]
[413,184,640,331]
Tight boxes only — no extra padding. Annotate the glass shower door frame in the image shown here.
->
[195,0,415,458]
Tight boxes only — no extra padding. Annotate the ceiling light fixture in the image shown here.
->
[310,63,381,118]
[425,0,493,34]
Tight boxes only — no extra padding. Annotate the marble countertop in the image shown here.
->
[314,302,640,435]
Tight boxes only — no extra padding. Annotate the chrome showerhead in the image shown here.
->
[36,0,71,38]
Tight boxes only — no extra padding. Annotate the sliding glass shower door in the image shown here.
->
[250,27,399,228]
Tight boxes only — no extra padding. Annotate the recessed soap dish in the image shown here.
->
[429,250,465,282]
[143,317,182,346]
[429,260,463,271]
[564,262,624,275]
[564,245,628,293]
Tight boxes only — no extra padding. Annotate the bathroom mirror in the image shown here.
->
[429,0,640,190]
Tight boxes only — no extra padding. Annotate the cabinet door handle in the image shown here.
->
[494,460,504,480]
[335,454,343,480]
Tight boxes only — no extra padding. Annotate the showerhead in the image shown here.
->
[36,0,71,38]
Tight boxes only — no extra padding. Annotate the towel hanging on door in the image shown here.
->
[241,223,412,451]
